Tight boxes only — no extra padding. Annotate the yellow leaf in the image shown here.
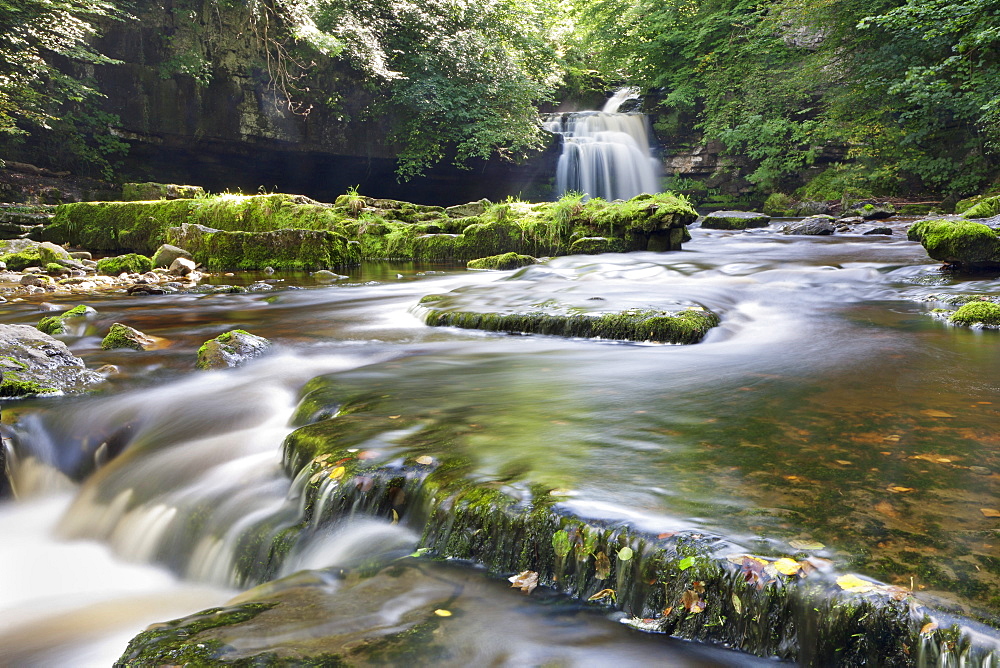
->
[836,574,875,592]
[726,553,768,565]
[509,570,538,594]
[789,540,825,551]
[980,508,1000,518]
[415,455,433,465]
[588,588,616,602]
[772,558,802,576]
[388,415,401,419]
[835,460,852,466]
[434,609,452,617]
[921,409,955,418]
[887,486,914,493]
[920,621,938,635]
[328,466,346,480]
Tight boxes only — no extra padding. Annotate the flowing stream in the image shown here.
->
[2,219,1000,665]
[544,88,661,200]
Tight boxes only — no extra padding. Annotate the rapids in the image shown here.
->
[2,218,999,664]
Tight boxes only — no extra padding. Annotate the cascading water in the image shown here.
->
[544,87,661,201]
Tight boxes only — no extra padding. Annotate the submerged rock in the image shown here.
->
[197,330,271,369]
[467,253,537,270]
[845,201,896,219]
[0,324,103,396]
[36,304,97,335]
[700,211,770,230]
[907,219,1000,270]
[101,323,159,351]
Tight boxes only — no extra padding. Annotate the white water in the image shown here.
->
[544,87,660,201]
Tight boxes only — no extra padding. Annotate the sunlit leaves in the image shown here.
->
[588,588,617,602]
[509,570,538,593]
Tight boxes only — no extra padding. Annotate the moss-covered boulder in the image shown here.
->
[36,305,97,336]
[907,219,1000,270]
[949,301,1000,327]
[962,195,1000,220]
[122,182,206,201]
[95,253,154,275]
[101,323,158,351]
[467,253,537,270]
[166,223,360,272]
[197,330,271,369]
[0,324,103,396]
[701,211,770,230]
[845,201,896,219]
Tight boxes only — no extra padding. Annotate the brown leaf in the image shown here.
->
[921,409,955,418]
[920,621,939,635]
[588,588,616,602]
[681,589,705,613]
[595,551,610,580]
[508,570,538,594]
[980,508,1000,518]
[657,532,676,539]
[887,486,914,493]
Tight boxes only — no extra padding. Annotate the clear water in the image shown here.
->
[2,220,999,664]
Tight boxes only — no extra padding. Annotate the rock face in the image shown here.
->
[784,216,836,235]
[0,325,103,396]
[197,330,272,369]
[907,218,1000,270]
[701,211,770,230]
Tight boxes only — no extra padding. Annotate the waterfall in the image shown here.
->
[543,87,661,201]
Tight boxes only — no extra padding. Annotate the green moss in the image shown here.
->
[763,193,794,217]
[962,195,1000,219]
[949,301,1000,327]
[701,211,771,230]
[421,306,719,344]
[907,219,1000,268]
[0,375,56,396]
[44,263,66,274]
[467,253,536,270]
[167,227,361,272]
[95,253,153,275]
[101,323,146,351]
[0,247,42,271]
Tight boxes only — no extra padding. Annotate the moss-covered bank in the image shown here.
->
[45,192,697,271]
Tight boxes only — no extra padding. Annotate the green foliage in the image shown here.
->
[796,163,901,202]
[763,193,793,216]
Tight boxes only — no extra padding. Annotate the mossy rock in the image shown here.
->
[962,195,1000,220]
[466,253,537,270]
[907,219,1000,270]
[96,253,153,275]
[121,182,206,201]
[701,211,770,230]
[101,323,157,351]
[899,203,937,216]
[419,306,720,344]
[949,301,1000,327]
[197,329,272,369]
[37,305,97,336]
[568,237,628,254]
[845,202,896,219]
[0,324,103,396]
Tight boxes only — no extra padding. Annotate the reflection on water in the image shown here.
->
[1,223,999,662]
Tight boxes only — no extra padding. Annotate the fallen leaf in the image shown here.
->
[595,552,610,579]
[920,621,938,635]
[783,475,804,482]
[509,570,538,594]
[391,508,399,525]
[681,589,704,612]
[388,415,401,419]
[772,558,802,576]
[980,508,1000,518]
[328,466,346,480]
[887,486,914,493]
[662,606,674,616]
[836,574,875,592]
[309,471,324,484]
[835,460,853,466]
[314,454,332,463]
[689,600,706,613]
[789,540,825,551]
[657,532,676,539]
[548,488,572,496]
[358,450,379,460]
[910,454,954,464]
[921,409,955,418]
[678,556,695,571]
[732,593,742,615]
[691,581,705,593]
[434,609,452,617]
[415,455,434,465]
[618,546,634,561]
[884,435,900,442]
[588,588,617,602]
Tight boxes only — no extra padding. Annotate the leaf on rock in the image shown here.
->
[588,588,617,602]
[980,508,1000,517]
[509,570,538,594]
[789,539,825,551]
[434,609,452,617]
[552,530,571,558]
[657,532,676,539]
[328,466,346,480]
[836,574,875,592]
[677,556,695,571]
[595,551,611,579]
[682,589,705,613]
[771,558,802,576]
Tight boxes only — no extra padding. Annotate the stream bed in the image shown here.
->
[1,220,999,665]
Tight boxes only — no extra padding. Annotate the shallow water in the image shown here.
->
[2,220,999,663]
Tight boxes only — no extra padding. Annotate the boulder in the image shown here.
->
[855,224,893,235]
[151,244,193,268]
[467,253,537,270]
[790,201,831,216]
[312,269,346,283]
[784,216,836,235]
[569,237,628,254]
[701,211,770,230]
[907,219,1000,270]
[197,330,271,369]
[845,201,896,219]
[102,323,160,351]
[36,305,97,336]
[169,257,197,276]
[949,301,1000,327]
[96,253,154,276]
[0,324,103,396]
[962,195,1000,220]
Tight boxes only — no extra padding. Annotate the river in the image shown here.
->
[1,219,998,665]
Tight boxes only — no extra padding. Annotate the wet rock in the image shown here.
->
[845,201,896,219]
[197,330,272,369]
[445,199,491,218]
[168,257,197,276]
[36,305,97,335]
[907,219,1000,270]
[151,243,193,268]
[962,195,1000,220]
[126,284,167,295]
[68,251,91,260]
[837,216,864,225]
[19,275,52,288]
[701,210,770,230]
[467,253,537,270]
[101,323,158,351]
[311,269,346,283]
[0,324,103,396]
[856,224,893,235]
[791,200,831,216]
[784,216,836,235]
